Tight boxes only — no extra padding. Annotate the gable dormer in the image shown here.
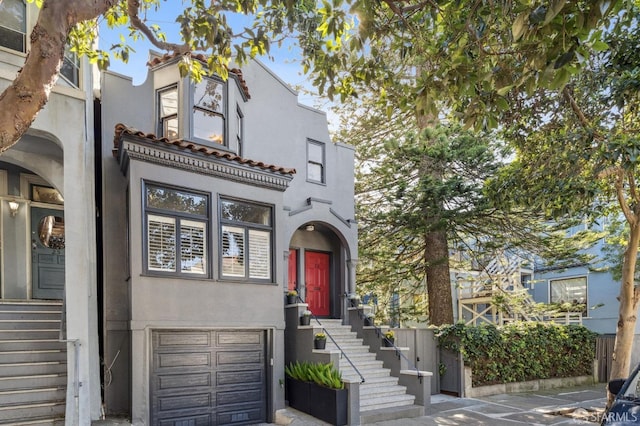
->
[148,52,249,155]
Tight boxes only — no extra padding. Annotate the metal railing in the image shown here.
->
[297,295,366,383]
[356,307,425,382]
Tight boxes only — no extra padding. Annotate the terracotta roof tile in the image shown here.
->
[113,123,296,175]
[147,52,250,99]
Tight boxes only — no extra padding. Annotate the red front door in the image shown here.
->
[305,251,330,316]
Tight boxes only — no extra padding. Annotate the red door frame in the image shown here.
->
[288,249,298,292]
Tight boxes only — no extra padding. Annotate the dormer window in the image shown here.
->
[158,85,178,139]
[0,0,26,52]
[193,77,226,146]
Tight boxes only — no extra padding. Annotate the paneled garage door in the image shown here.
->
[151,329,267,425]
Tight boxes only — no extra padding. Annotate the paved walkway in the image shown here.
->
[272,383,608,425]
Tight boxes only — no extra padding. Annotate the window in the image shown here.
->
[236,105,243,155]
[0,0,26,52]
[158,85,178,139]
[307,140,325,183]
[145,183,208,276]
[549,276,587,306]
[193,78,225,145]
[60,47,80,87]
[220,198,272,281]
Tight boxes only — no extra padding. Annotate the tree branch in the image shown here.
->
[126,0,189,54]
[0,0,118,153]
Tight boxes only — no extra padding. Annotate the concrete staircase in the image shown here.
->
[0,300,66,425]
[319,319,422,423]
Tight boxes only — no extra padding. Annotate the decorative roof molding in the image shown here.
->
[115,125,294,191]
[330,208,354,228]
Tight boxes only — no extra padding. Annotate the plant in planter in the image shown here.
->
[286,290,298,304]
[383,329,395,347]
[285,361,347,425]
[314,332,327,349]
[300,309,312,326]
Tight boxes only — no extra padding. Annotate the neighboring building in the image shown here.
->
[0,2,356,423]
[0,0,101,424]
[98,53,357,424]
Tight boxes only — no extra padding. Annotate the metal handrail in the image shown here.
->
[357,308,424,381]
[298,295,366,384]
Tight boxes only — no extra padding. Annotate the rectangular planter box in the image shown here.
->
[286,378,347,426]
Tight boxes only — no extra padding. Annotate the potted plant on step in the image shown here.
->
[300,309,312,326]
[383,329,395,347]
[286,290,298,305]
[314,332,327,349]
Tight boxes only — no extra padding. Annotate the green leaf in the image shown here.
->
[544,0,566,25]
[512,13,528,41]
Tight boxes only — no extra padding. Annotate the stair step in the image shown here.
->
[0,330,60,340]
[0,340,66,351]
[0,302,62,312]
[360,383,407,397]
[0,387,66,405]
[0,362,66,377]
[0,418,65,426]
[0,401,65,423]
[0,350,66,364]
[359,393,416,411]
[0,312,62,321]
[0,375,67,391]
[0,320,61,330]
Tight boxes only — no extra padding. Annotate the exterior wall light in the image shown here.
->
[8,200,19,217]
[305,225,315,232]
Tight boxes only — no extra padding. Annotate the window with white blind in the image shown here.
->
[145,183,209,276]
[220,198,272,281]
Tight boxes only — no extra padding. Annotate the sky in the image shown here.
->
[97,1,336,118]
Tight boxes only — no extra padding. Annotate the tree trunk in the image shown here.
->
[608,219,640,405]
[416,104,454,326]
[425,228,454,325]
[0,0,115,153]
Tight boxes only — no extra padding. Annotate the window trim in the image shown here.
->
[143,181,211,278]
[191,76,228,147]
[0,0,26,53]
[59,46,80,88]
[307,139,326,184]
[157,84,179,139]
[218,196,274,283]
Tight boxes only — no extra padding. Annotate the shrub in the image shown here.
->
[285,361,344,389]
[435,322,597,386]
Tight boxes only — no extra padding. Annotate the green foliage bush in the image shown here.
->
[435,322,597,387]
[285,361,344,390]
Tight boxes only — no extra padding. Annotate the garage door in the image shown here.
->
[151,329,267,425]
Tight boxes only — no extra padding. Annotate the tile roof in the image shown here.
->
[113,123,296,175]
[147,52,250,99]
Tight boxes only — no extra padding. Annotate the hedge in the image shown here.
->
[435,322,597,387]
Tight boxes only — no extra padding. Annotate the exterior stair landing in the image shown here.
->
[319,319,424,424]
[0,300,66,425]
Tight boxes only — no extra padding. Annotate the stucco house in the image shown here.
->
[98,52,358,424]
